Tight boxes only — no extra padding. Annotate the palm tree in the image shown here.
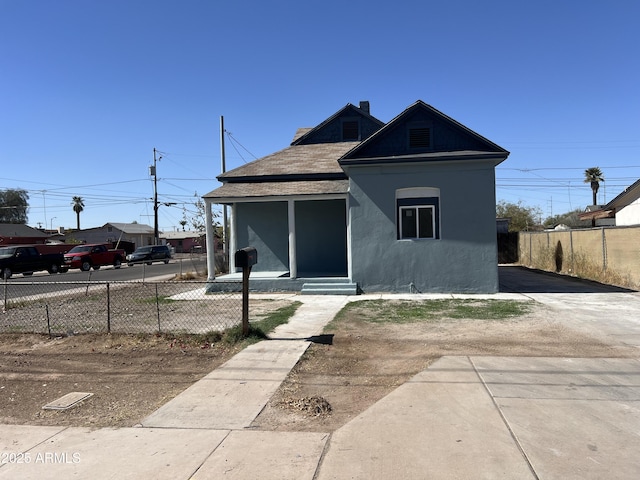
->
[584,167,604,205]
[72,196,84,230]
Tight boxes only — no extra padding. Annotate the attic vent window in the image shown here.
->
[409,127,431,148]
[342,120,360,141]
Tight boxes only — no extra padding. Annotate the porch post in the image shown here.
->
[204,199,216,281]
[288,199,297,279]
[346,195,352,280]
[230,203,237,272]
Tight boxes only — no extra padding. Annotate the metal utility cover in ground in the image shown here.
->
[42,392,93,411]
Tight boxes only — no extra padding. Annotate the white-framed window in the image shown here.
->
[396,187,440,240]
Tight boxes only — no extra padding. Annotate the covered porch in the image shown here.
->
[203,192,358,294]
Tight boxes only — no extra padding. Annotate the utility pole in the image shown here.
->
[151,148,160,244]
[220,116,229,260]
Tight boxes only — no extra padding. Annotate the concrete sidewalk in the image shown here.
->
[1,290,640,479]
[140,294,348,430]
[316,355,640,480]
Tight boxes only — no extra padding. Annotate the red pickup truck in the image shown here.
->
[61,244,126,272]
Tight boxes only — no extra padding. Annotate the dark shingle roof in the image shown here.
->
[0,223,48,237]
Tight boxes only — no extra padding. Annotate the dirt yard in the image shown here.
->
[250,298,638,432]
[1,297,635,431]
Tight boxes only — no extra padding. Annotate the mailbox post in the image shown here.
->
[234,247,257,336]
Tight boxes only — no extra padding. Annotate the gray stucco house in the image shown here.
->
[203,100,509,293]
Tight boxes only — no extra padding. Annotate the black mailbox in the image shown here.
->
[235,247,258,269]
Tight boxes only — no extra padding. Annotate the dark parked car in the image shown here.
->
[0,245,64,279]
[126,245,172,266]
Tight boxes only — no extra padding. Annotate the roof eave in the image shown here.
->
[339,151,509,167]
[221,172,348,183]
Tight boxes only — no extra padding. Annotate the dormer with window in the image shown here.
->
[290,102,384,146]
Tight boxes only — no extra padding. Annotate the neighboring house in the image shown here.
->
[161,230,207,253]
[0,223,51,245]
[68,223,156,253]
[579,178,640,227]
[204,100,509,293]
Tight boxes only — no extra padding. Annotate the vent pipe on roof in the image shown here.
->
[359,101,370,114]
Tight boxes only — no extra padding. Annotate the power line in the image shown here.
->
[225,131,258,164]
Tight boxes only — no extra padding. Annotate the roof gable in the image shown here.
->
[291,102,384,146]
[340,100,508,165]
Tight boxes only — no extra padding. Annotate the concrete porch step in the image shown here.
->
[301,282,359,295]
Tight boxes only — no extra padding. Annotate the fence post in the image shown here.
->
[46,304,52,338]
[155,283,161,333]
[106,282,111,333]
[602,228,607,272]
[570,230,574,273]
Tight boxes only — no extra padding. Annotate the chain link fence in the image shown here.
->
[1,280,245,336]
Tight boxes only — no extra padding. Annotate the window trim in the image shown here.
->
[399,204,436,239]
[396,187,441,240]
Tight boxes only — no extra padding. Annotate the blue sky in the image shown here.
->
[1,0,639,230]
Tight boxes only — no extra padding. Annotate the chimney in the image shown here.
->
[359,101,370,114]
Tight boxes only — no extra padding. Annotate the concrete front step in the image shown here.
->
[301,282,359,295]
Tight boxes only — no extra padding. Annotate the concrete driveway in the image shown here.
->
[317,267,640,479]
[499,265,640,349]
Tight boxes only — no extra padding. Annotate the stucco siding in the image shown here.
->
[616,199,640,226]
[235,202,289,272]
[347,161,499,293]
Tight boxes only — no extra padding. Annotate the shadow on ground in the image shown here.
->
[498,265,636,294]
